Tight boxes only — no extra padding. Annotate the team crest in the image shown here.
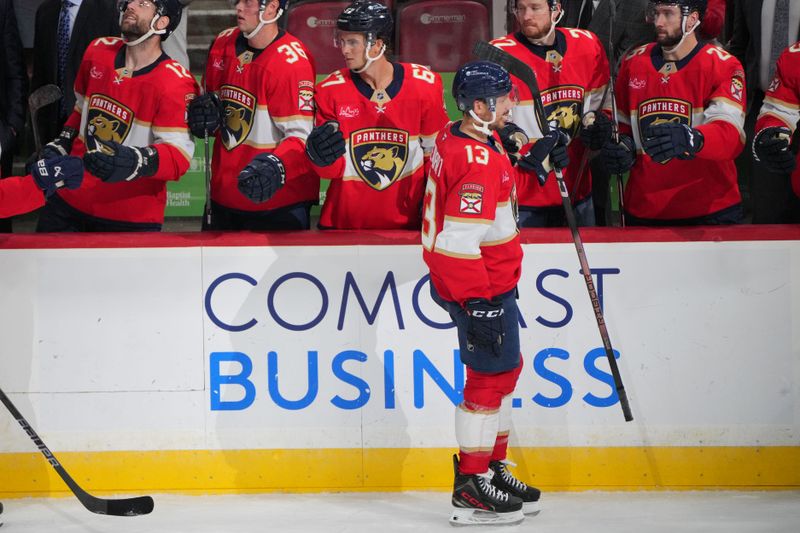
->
[350,128,409,190]
[85,94,133,143]
[730,77,744,102]
[459,183,484,215]
[638,97,692,164]
[298,80,314,112]
[545,50,563,72]
[219,85,256,150]
[541,85,584,139]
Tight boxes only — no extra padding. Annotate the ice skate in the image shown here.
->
[449,455,524,527]
[489,459,541,515]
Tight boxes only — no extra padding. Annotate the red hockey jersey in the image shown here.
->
[490,29,610,208]
[616,42,746,220]
[0,176,44,218]
[204,29,317,212]
[422,122,522,305]
[756,41,800,198]
[58,37,198,224]
[313,63,449,229]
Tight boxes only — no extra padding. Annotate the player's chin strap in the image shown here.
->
[468,97,502,136]
[353,37,386,74]
[123,14,167,46]
[529,9,564,46]
[662,14,700,54]
[244,6,285,39]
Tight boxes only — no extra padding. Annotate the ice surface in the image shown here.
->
[2,491,799,532]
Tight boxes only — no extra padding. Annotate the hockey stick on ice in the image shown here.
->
[28,84,63,153]
[0,387,154,516]
[473,40,634,422]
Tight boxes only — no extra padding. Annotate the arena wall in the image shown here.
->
[1,226,798,497]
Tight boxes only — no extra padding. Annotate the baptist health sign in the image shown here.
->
[1,230,799,493]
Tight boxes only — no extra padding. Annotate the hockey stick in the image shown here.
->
[606,0,626,227]
[0,387,154,516]
[28,85,63,153]
[473,40,634,422]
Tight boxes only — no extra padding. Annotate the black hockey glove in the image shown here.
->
[601,134,636,175]
[31,155,84,197]
[237,152,285,203]
[26,126,78,173]
[579,111,613,150]
[187,92,225,138]
[306,121,346,167]
[753,127,797,174]
[498,122,529,165]
[83,137,159,183]
[518,129,570,186]
[642,122,704,163]
[464,298,505,357]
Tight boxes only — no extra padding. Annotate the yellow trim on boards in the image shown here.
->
[2,447,798,498]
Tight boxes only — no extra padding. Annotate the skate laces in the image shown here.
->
[496,460,528,493]
[476,470,509,503]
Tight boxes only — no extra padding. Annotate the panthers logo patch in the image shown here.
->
[86,95,132,143]
[638,98,692,164]
[219,85,256,150]
[541,85,584,140]
[350,128,409,190]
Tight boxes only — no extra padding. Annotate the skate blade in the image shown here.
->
[522,500,540,515]
[449,507,525,527]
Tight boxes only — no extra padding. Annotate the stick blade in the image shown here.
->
[87,495,154,516]
[28,84,63,112]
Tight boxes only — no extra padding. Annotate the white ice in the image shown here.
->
[2,491,799,532]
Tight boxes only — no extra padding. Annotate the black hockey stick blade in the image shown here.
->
[28,84,62,114]
[473,41,551,134]
[0,387,154,516]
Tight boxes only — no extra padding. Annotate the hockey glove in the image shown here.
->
[237,152,285,203]
[601,135,636,175]
[84,137,159,183]
[579,111,613,150]
[642,122,704,163]
[306,121,346,167]
[26,126,78,173]
[518,129,570,186]
[753,127,797,174]
[464,298,505,357]
[31,155,83,197]
[498,123,529,165]
[187,92,225,138]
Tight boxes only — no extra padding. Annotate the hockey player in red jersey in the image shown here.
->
[753,41,800,223]
[600,0,746,225]
[305,1,449,229]
[0,157,83,218]
[491,0,610,227]
[423,61,540,527]
[35,0,198,232]
[187,0,317,230]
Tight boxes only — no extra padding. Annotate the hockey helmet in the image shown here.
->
[646,0,707,20]
[453,61,513,112]
[117,0,184,42]
[337,1,393,44]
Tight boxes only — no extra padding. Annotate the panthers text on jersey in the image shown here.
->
[313,62,449,229]
[616,42,746,220]
[756,41,800,197]
[490,28,610,208]
[204,28,317,212]
[58,37,198,224]
[422,122,522,306]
